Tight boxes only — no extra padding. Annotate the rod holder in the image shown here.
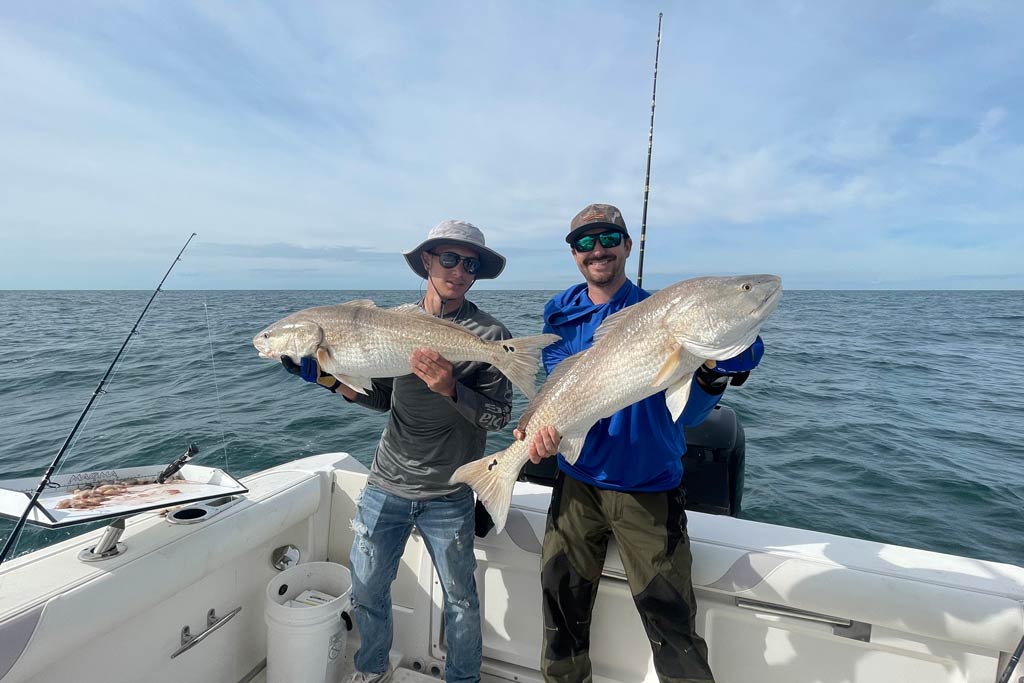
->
[78,517,127,562]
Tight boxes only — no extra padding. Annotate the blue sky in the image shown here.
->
[1,1,1021,290]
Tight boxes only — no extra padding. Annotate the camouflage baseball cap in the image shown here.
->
[566,203,630,244]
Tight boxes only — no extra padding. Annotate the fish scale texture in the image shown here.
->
[506,295,689,478]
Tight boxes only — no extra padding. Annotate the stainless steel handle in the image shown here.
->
[735,598,871,641]
[171,606,242,659]
[735,598,851,627]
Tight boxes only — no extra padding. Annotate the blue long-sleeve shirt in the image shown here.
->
[542,279,721,492]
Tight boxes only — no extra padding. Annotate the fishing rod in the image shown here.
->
[636,12,663,290]
[998,632,1024,683]
[0,233,198,568]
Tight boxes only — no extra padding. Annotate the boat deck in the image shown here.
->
[250,668,438,683]
[248,647,447,683]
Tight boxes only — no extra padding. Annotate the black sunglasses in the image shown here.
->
[572,230,623,252]
[430,251,481,275]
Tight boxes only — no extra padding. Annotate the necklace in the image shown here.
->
[420,296,466,321]
[444,299,466,321]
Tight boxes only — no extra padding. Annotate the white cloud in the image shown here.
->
[0,1,1021,289]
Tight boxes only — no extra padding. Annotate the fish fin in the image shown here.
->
[681,329,761,361]
[340,299,377,309]
[390,303,428,315]
[334,374,372,395]
[652,345,685,387]
[389,304,470,333]
[490,333,561,399]
[665,377,693,422]
[314,346,333,367]
[592,306,632,343]
[559,435,586,466]
[518,350,586,431]
[315,347,371,395]
[449,445,520,535]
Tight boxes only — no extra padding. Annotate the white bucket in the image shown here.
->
[265,561,353,683]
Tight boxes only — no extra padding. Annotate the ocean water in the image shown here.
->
[0,289,1022,567]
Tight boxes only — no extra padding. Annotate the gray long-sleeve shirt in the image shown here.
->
[346,300,514,499]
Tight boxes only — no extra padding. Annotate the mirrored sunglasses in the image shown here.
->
[573,230,623,252]
[430,251,481,275]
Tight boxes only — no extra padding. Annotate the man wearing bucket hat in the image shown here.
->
[282,220,515,683]
[518,203,766,683]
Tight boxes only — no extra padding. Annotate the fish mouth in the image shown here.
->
[255,347,280,360]
[252,333,277,360]
[751,282,783,316]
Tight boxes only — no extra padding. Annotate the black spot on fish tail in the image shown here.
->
[487,458,499,471]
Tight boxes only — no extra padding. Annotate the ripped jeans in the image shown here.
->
[349,484,481,683]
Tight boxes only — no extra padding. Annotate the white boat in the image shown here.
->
[1,450,1022,683]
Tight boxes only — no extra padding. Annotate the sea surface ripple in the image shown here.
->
[0,289,1021,566]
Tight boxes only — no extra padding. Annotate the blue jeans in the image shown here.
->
[349,484,482,683]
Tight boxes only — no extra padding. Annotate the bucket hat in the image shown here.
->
[403,219,506,280]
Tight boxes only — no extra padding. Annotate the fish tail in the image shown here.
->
[450,444,523,535]
[490,333,560,398]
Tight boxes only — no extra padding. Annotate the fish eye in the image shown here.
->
[742,283,752,291]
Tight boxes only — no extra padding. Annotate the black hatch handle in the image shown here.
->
[158,443,200,484]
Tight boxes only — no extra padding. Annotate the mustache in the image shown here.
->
[584,254,617,266]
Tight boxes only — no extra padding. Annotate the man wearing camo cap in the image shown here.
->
[520,203,766,682]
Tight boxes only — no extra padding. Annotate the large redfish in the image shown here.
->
[253,300,559,399]
[450,275,783,533]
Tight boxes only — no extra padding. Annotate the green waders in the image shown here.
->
[540,473,715,683]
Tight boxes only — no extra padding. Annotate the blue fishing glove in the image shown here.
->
[281,356,341,392]
[715,336,764,375]
[694,336,764,394]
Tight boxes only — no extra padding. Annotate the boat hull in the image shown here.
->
[1,453,1021,683]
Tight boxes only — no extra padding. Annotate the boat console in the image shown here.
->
[517,404,746,516]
